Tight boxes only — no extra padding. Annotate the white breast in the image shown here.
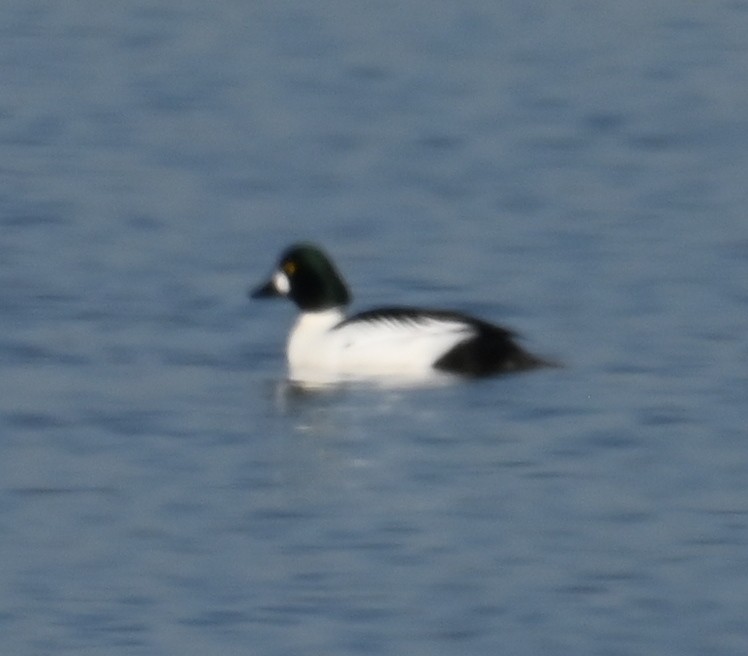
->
[286,309,474,384]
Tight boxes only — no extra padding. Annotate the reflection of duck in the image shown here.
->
[251,243,551,385]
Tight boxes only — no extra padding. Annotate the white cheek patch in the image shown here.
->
[272,270,291,295]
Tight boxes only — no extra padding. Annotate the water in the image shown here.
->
[2,1,748,654]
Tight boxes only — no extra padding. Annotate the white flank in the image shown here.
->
[286,309,474,385]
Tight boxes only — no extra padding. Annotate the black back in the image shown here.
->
[336,306,548,377]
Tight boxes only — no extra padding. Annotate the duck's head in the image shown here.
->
[251,243,351,311]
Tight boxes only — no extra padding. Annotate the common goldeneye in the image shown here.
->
[251,243,550,385]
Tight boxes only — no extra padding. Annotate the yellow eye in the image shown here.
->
[283,261,296,276]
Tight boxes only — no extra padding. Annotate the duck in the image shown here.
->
[251,242,551,385]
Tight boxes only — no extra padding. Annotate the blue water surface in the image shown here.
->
[2,1,748,655]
